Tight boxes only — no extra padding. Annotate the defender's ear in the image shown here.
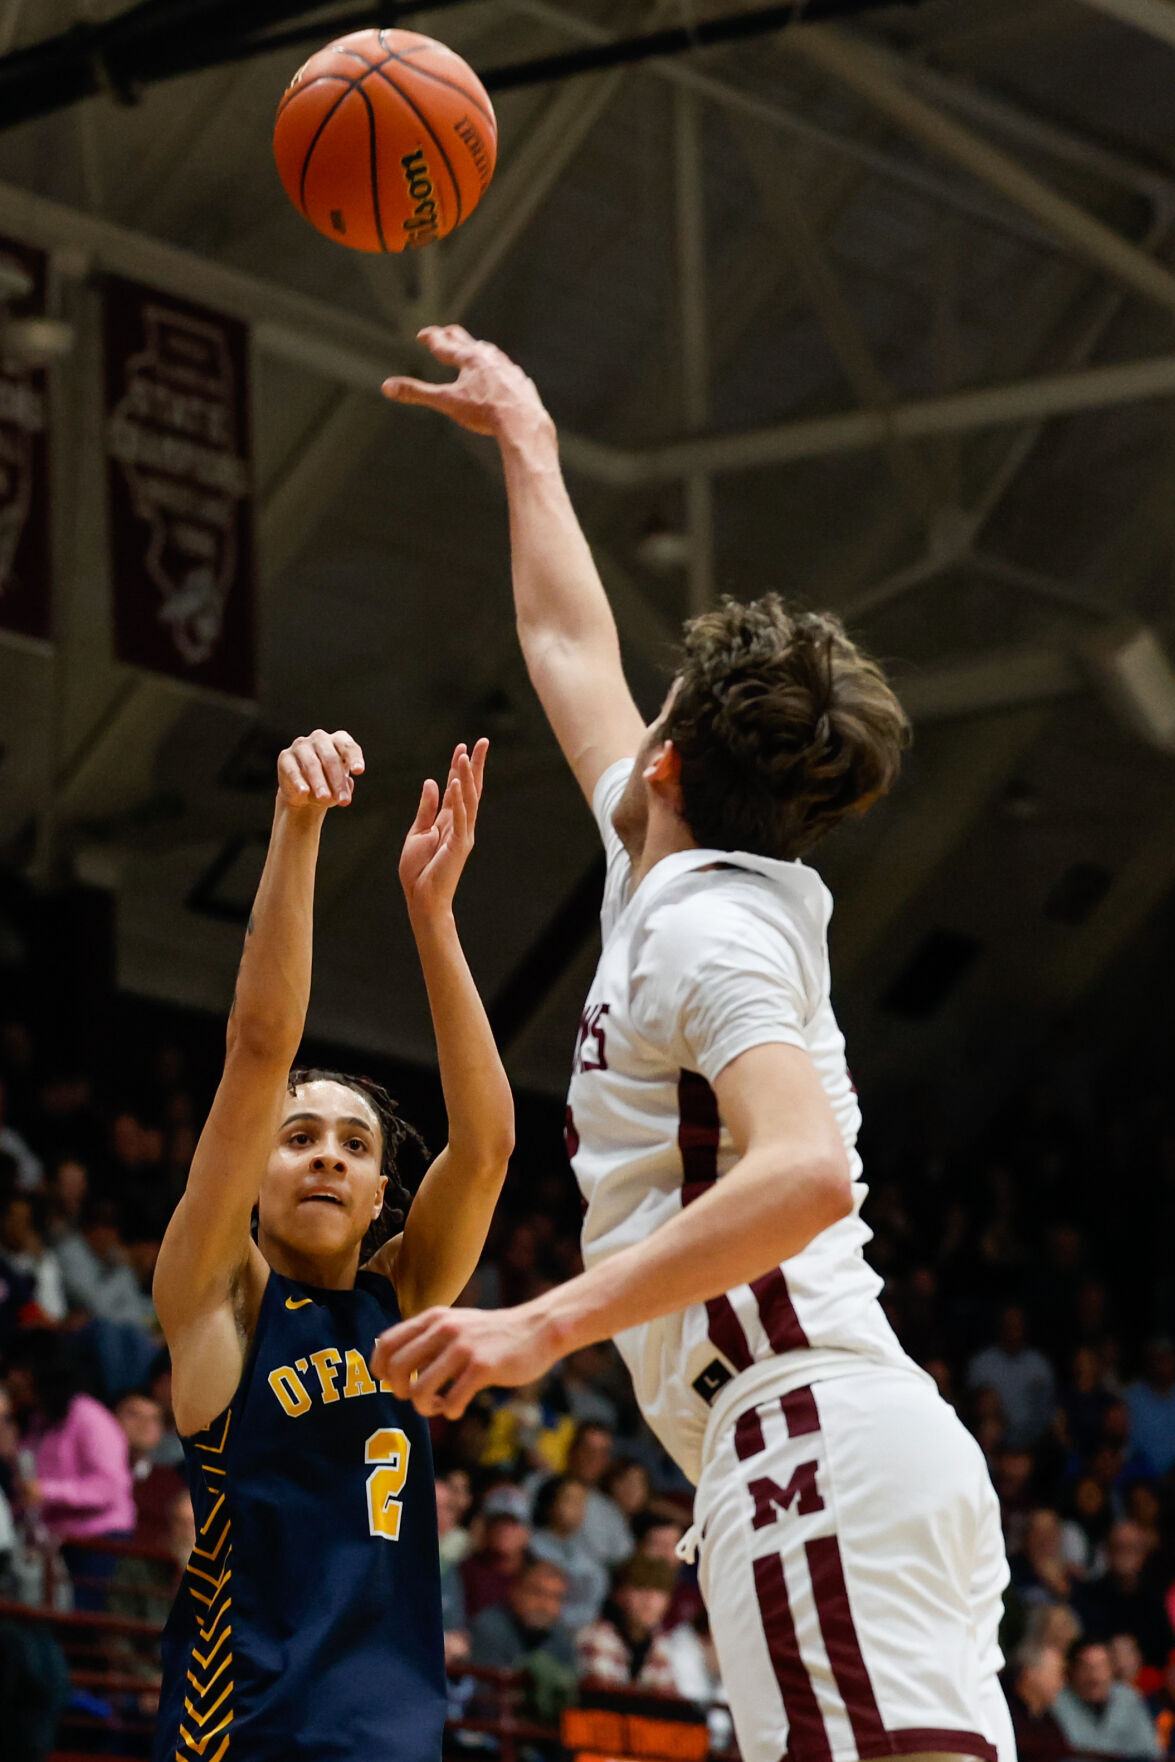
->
[642,739,681,787]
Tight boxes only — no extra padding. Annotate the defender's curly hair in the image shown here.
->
[661,597,910,861]
[287,1068,430,1259]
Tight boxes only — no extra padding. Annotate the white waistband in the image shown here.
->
[700,1348,923,1469]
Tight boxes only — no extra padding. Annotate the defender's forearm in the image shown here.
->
[498,420,622,663]
[526,1144,852,1360]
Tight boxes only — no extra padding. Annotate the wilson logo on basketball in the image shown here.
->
[400,149,439,247]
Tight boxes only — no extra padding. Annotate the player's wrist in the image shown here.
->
[496,404,559,467]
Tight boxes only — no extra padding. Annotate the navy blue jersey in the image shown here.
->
[155,1267,445,1762]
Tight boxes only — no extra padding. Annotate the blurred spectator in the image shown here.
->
[0,1079,43,1193]
[6,1330,135,1605]
[469,1558,576,1671]
[56,1200,153,1328]
[482,1378,575,1476]
[660,1606,727,1714]
[115,1392,184,1551]
[561,1347,621,1429]
[1149,1650,1175,1757]
[435,1477,468,1650]
[576,1557,678,1690]
[1011,1510,1076,1607]
[564,1422,632,1571]
[1108,1634,1149,1693]
[437,1467,472,1569]
[1060,1347,1118,1460]
[600,1459,650,1542]
[530,1475,609,1631]
[1005,1638,1068,1762]
[1066,1474,1114,1579]
[1054,1639,1159,1758]
[461,1493,530,1619]
[0,1193,65,1323]
[995,1449,1040,1554]
[1128,1342,1175,1479]
[632,1508,686,1563]
[969,1305,1057,1451]
[1027,1602,1084,1656]
[107,1487,194,1678]
[43,1158,87,1243]
[1077,1522,1174,1668]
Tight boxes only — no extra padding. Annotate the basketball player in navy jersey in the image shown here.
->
[152,727,513,1762]
[374,332,1014,1762]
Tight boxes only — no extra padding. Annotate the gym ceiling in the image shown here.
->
[0,0,1173,1124]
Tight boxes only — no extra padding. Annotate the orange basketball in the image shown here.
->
[274,28,497,253]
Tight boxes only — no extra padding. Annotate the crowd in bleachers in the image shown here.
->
[1,999,1174,1760]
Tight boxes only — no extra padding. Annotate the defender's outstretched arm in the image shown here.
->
[384,326,646,804]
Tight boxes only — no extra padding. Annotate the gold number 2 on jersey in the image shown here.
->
[366,1427,410,1540]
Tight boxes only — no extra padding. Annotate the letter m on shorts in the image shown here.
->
[748,1462,825,1529]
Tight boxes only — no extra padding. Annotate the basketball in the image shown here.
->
[273,28,497,253]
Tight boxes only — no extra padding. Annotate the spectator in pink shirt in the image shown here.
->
[7,1330,135,1608]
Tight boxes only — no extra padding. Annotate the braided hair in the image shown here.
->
[661,595,910,861]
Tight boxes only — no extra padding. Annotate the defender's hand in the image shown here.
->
[399,739,487,920]
[370,1299,558,1420]
[277,730,364,810]
[382,326,550,441]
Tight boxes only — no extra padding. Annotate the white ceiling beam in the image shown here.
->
[1075,0,1175,50]
[786,26,1175,318]
[625,351,1175,482]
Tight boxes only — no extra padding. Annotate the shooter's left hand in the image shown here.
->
[398,739,488,922]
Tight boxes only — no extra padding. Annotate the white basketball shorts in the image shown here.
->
[693,1367,1014,1762]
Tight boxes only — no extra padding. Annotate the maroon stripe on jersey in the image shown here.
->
[751,1266,810,1352]
[805,1534,886,1755]
[753,1552,832,1762]
[678,1070,753,1372]
[781,1386,821,1439]
[678,1070,721,1206]
[733,1406,765,1461]
[706,1297,754,1372]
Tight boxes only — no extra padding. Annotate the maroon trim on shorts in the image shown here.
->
[754,1552,832,1762]
[734,1407,766,1460]
[805,1534,886,1754]
[878,1731,999,1762]
[752,1266,810,1352]
[781,1386,821,1438]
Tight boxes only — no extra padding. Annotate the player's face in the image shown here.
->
[258,1080,386,1262]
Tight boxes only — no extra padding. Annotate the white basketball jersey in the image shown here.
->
[566,761,915,1485]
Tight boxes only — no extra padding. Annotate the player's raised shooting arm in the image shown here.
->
[153,731,364,1340]
[383,327,646,804]
[369,740,514,1316]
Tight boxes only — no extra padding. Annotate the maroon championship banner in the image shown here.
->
[0,235,51,646]
[104,276,256,697]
